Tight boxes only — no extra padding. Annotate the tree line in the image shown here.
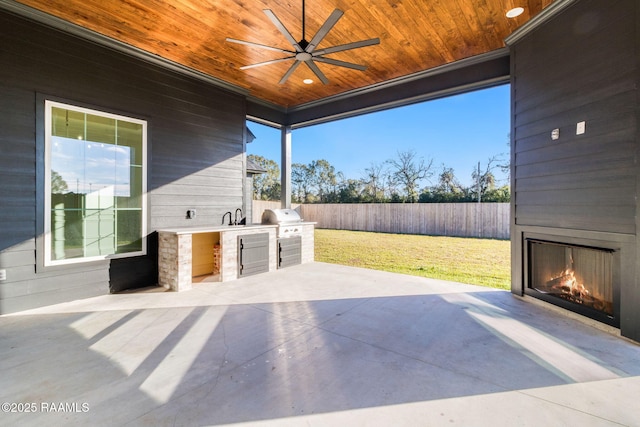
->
[249,149,510,204]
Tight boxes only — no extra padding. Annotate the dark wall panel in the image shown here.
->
[0,10,246,311]
[512,0,637,234]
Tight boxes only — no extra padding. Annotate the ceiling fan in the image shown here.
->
[226,0,380,84]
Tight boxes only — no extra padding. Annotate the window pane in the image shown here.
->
[50,194,83,260]
[86,114,115,144]
[117,120,143,165]
[84,187,116,257]
[114,144,132,198]
[116,165,142,209]
[51,137,83,194]
[51,107,85,140]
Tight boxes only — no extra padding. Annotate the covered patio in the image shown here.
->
[1,1,640,423]
[2,262,639,426]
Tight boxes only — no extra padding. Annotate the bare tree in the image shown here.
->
[382,168,399,200]
[362,161,387,202]
[472,155,504,202]
[387,150,434,202]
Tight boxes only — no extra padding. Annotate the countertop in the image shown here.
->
[156,222,316,235]
[156,224,277,235]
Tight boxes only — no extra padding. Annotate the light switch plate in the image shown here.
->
[576,121,586,135]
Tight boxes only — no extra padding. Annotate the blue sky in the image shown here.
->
[247,84,510,188]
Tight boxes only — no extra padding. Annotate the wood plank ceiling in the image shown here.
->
[15,0,555,108]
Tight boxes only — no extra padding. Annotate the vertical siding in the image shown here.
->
[252,201,509,239]
[0,11,246,312]
[304,203,510,239]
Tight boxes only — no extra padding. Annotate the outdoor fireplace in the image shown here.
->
[525,239,619,327]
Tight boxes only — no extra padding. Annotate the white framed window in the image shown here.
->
[44,100,147,266]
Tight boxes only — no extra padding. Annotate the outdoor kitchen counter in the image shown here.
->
[157,224,276,291]
[157,223,315,291]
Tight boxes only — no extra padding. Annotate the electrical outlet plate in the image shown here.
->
[551,128,560,140]
[0,269,6,281]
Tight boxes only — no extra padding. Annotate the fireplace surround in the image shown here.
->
[516,229,636,335]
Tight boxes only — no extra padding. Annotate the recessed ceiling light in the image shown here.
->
[506,7,524,18]
[303,79,314,84]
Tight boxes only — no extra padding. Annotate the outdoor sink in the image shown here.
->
[226,218,248,227]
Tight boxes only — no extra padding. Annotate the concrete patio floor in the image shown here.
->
[1,262,639,426]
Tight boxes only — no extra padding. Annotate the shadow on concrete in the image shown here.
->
[1,272,639,425]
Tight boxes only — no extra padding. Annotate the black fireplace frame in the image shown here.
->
[523,235,622,328]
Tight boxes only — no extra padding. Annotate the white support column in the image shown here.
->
[281,125,292,209]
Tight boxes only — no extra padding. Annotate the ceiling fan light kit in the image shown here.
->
[226,0,380,84]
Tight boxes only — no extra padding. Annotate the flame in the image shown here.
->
[549,269,590,299]
[542,263,613,315]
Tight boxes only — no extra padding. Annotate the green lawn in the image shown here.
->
[314,229,511,289]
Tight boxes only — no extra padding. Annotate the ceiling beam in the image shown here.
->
[284,49,511,128]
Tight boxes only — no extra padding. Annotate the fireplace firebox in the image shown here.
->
[525,239,618,327]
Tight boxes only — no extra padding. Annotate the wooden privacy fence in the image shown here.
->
[253,201,510,239]
[252,200,300,220]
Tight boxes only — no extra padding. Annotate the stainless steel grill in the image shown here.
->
[261,208,303,238]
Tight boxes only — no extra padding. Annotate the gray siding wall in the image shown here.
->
[510,0,640,339]
[0,11,247,312]
[512,0,637,234]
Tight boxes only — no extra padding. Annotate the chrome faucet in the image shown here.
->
[234,208,243,225]
[222,211,232,226]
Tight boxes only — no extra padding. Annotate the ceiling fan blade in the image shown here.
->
[240,56,296,70]
[305,60,329,85]
[279,61,302,84]
[313,56,367,71]
[306,9,344,53]
[226,37,295,54]
[263,9,304,52]
[313,38,380,55]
